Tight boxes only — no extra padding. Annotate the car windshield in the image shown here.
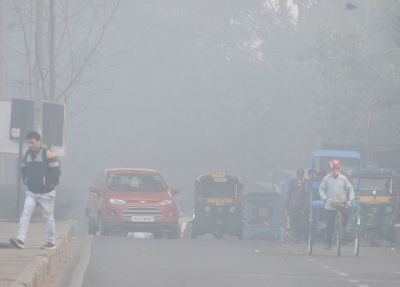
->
[107,173,167,192]
[198,178,238,199]
[359,178,393,196]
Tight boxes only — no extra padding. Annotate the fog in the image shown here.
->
[1,1,400,220]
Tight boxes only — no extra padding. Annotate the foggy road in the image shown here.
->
[77,236,400,287]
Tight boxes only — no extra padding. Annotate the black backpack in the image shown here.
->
[24,147,61,186]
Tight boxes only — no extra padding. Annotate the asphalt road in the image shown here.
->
[80,236,400,287]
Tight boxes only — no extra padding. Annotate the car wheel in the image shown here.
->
[153,232,163,239]
[86,213,97,235]
[98,216,109,236]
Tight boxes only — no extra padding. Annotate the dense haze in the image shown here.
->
[1,0,400,217]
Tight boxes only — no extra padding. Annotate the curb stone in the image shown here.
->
[9,220,77,287]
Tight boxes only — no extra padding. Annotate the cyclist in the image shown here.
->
[319,159,354,250]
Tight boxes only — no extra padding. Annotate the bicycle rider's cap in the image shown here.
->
[330,159,341,170]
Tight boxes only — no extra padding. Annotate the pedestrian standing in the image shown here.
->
[10,131,61,250]
[286,168,307,242]
[319,159,354,250]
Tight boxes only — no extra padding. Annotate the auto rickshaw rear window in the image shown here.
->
[198,178,239,199]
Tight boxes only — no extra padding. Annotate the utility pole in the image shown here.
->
[34,0,44,135]
[0,1,4,186]
[49,0,56,102]
[47,0,56,150]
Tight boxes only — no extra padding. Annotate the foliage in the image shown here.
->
[0,184,82,220]
[302,2,400,144]
[2,0,131,117]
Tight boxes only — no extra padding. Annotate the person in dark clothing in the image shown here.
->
[286,168,307,241]
[10,131,61,250]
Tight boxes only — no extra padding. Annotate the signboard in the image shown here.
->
[0,99,66,156]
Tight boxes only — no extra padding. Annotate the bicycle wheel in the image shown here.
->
[336,215,342,257]
[354,217,360,256]
[308,220,313,255]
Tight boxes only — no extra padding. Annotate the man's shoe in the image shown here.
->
[9,238,25,249]
[324,244,332,250]
[41,242,56,250]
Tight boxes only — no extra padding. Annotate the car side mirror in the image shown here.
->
[89,185,100,193]
[171,187,180,194]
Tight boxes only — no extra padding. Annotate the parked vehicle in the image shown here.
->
[346,167,399,246]
[307,150,361,256]
[85,168,180,239]
[242,191,281,240]
[191,172,244,239]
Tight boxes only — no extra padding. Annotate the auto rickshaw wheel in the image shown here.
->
[367,229,378,247]
[237,231,243,240]
[215,226,223,239]
[191,229,197,239]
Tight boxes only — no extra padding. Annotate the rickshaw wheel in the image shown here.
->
[336,215,342,257]
[308,221,313,255]
[355,224,360,256]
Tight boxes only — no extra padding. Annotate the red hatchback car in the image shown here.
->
[86,168,180,239]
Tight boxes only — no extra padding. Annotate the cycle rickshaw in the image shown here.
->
[307,150,361,257]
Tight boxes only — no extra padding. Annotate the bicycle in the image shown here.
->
[328,199,352,257]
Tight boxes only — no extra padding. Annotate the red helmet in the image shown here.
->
[330,159,341,169]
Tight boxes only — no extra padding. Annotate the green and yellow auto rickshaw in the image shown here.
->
[191,172,244,239]
[346,167,399,246]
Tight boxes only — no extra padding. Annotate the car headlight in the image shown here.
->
[229,206,236,213]
[386,206,393,213]
[109,198,126,205]
[204,206,211,212]
[159,200,173,206]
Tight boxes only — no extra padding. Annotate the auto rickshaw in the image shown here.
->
[242,191,281,240]
[346,167,399,246]
[191,172,244,239]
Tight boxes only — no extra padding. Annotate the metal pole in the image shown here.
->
[0,1,4,186]
[34,0,44,135]
[49,0,56,102]
[47,0,56,150]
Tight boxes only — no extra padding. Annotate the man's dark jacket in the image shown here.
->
[286,178,307,210]
[21,147,61,193]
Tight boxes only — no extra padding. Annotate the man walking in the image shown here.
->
[10,131,61,250]
[286,168,307,241]
[319,159,354,250]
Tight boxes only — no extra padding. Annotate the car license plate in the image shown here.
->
[132,216,154,222]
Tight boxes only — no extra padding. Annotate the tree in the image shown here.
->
[2,0,132,117]
[302,3,400,144]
